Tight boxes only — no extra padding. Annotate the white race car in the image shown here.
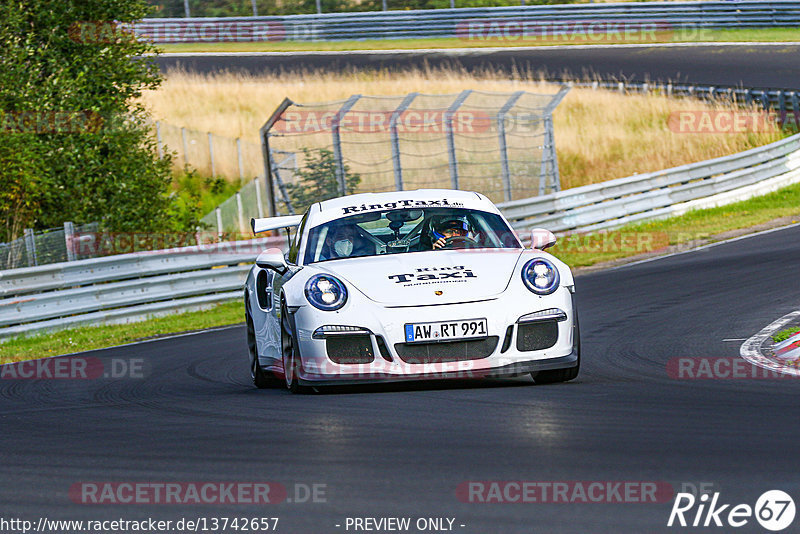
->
[244,189,579,392]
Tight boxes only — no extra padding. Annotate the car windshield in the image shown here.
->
[303,207,521,264]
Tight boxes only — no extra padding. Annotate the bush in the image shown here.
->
[0,0,188,243]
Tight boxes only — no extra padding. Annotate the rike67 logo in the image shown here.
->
[668,490,795,531]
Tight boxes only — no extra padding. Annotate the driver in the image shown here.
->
[431,218,470,250]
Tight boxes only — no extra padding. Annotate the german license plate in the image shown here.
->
[404,318,488,343]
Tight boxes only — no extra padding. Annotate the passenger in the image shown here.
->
[322,223,373,259]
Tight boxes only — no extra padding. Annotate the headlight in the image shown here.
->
[521,258,560,295]
[305,274,348,311]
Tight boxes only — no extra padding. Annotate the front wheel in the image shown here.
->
[281,302,309,394]
[247,304,280,389]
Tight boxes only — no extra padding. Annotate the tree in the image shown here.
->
[0,0,179,243]
[284,148,361,213]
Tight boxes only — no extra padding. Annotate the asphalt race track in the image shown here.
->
[3,224,800,533]
[156,44,800,88]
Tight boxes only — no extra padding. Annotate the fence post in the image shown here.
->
[390,92,418,191]
[254,177,265,219]
[236,138,245,181]
[236,192,245,235]
[64,221,76,262]
[260,97,294,217]
[155,121,164,159]
[270,150,296,215]
[183,0,190,17]
[24,228,37,267]
[208,132,216,176]
[445,90,472,190]
[331,94,362,196]
[497,91,525,202]
[215,207,223,239]
[791,91,799,115]
[538,86,569,194]
[251,0,257,16]
[181,127,189,166]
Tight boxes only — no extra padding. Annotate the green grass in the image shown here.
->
[550,181,800,267]
[773,327,800,344]
[0,301,244,364]
[158,27,800,54]
[4,181,800,362]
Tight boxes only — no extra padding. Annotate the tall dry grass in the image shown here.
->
[140,67,783,189]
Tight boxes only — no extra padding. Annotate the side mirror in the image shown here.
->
[530,228,557,250]
[255,248,288,274]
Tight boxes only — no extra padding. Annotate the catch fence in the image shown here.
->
[260,88,569,217]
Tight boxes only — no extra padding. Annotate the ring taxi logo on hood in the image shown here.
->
[342,199,463,215]
[388,266,477,285]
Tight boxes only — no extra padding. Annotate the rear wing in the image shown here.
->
[251,215,303,235]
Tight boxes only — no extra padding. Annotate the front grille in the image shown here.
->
[326,335,375,364]
[516,320,558,352]
[394,336,499,364]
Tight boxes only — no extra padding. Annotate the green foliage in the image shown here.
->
[0,0,182,243]
[0,300,244,363]
[284,148,361,213]
[773,327,800,344]
[170,168,242,230]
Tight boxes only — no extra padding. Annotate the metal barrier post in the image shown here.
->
[332,95,362,196]
[237,138,244,180]
[390,92,418,191]
[215,207,223,239]
[445,90,472,190]
[64,221,76,262]
[254,177,265,219]
[236,192,245,234]
[497,91,525,202]
[24,228,37,267]
[181,127,189,166]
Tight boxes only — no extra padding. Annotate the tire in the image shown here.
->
[281,301,309,394]
[531,309,580,385]
[246,299,280,389]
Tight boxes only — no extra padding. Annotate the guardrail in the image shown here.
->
[134,1,800,43]
[0,236,284,340]
[570,80,800,113]
[497,132,800,233]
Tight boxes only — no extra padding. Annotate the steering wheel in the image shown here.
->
[442,236,479,249]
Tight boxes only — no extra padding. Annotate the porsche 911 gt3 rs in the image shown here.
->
[244,189,579,392]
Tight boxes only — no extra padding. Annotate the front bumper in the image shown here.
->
[290,287,578,386]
